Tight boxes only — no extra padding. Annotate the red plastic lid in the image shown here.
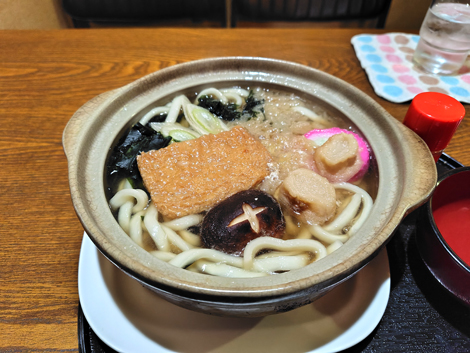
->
[403,92,465,152]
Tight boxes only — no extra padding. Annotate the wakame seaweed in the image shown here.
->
[147,112,184,124]
[147,113,168,123]
[242,90,265,119]
[197,95,241,121]
[107,122,171,191]
[197,90,265,121]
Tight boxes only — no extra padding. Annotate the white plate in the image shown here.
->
[79,232,390,353]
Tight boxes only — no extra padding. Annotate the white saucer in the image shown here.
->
[78,233,390,353]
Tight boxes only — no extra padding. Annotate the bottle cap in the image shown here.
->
[403,92,465,159]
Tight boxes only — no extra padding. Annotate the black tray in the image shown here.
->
[78,153,470,353]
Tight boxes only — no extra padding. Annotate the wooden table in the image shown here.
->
[1,28,469,352]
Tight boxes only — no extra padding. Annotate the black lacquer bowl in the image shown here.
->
[417,166,470,307]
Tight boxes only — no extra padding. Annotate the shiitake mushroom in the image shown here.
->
[201,190,285,255]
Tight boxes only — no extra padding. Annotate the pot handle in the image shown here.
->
[396,121,437,215]
[62,89,120,160]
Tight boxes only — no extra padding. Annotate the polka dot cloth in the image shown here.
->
[351,33,470,103]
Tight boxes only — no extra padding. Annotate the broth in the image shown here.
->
[106,85,377,278]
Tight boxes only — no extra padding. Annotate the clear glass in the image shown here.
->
[413,0,470,75]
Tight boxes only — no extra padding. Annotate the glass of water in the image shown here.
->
[413,0,470,75]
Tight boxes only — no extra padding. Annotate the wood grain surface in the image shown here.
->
[0,28,468,352]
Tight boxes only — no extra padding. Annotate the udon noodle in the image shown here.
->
[108,86,375,278]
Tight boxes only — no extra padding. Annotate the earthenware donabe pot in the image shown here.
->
[63,57,437,317]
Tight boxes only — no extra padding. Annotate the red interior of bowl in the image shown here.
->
[432,170,470,267]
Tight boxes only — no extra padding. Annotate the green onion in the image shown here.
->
[150,122,201,142]
[184,103,229,135]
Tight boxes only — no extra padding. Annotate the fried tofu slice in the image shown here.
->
[137,126,272,219]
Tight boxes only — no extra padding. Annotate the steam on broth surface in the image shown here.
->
[106,85,376,278]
